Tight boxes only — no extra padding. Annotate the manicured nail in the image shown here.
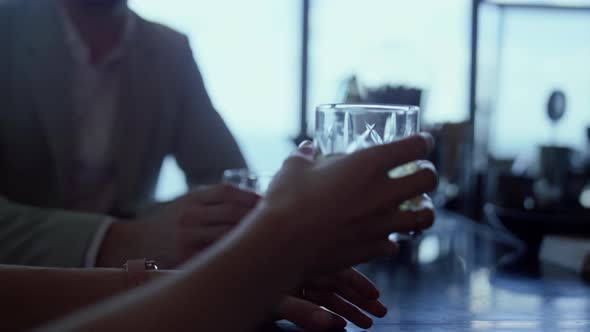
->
[298,140,313,148]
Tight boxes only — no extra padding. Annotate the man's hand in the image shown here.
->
[276,268,386,330]
[97,184,260,268]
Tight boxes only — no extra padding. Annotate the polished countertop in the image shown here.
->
[263,211,590,331]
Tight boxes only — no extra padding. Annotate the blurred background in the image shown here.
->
[130,0,471,201]
[131,0,590,249]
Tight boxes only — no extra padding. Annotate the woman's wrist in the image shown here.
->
[248,201,316,277]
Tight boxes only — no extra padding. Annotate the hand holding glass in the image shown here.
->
[314,104,423,211]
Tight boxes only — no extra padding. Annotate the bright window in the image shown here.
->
[129,1,301,200]
[481,6,590,157]
[308,0,471,127]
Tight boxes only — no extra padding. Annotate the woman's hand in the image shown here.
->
[276,268,386,330]
[43,134,437,332]
[258,133,437,275]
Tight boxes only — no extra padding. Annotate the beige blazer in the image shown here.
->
[0,0,246,266]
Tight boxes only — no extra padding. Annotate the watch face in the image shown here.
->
[145,260,158,270]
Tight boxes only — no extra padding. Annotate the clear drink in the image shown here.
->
[314,104,422,211]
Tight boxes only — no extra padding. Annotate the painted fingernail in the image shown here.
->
[298,140,313,148]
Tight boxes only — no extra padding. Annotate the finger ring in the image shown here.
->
[301,287,307,299]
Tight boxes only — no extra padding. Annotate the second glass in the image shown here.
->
[222,169,273,194]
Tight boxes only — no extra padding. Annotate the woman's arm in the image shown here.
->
[42,207,305,332]
[38,135,436,332]
[0,265,171,332]
[1,262,394,332]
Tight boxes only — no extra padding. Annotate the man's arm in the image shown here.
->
[0,197,107,267]
[0,184,257,270]
[173,36,247,186]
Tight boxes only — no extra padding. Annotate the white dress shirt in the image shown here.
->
[59,5,136,266]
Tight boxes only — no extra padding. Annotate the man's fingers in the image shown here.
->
[276,296,346,331]
[304,290,373,329]
[181,204,252,225]
[180,224,233,246]
[186,184,260,206]
[178,224,235,262]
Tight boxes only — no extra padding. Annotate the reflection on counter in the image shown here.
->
[270,211,589,331]
[354,211,589,331]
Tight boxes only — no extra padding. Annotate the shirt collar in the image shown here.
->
[58,4,136,67]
